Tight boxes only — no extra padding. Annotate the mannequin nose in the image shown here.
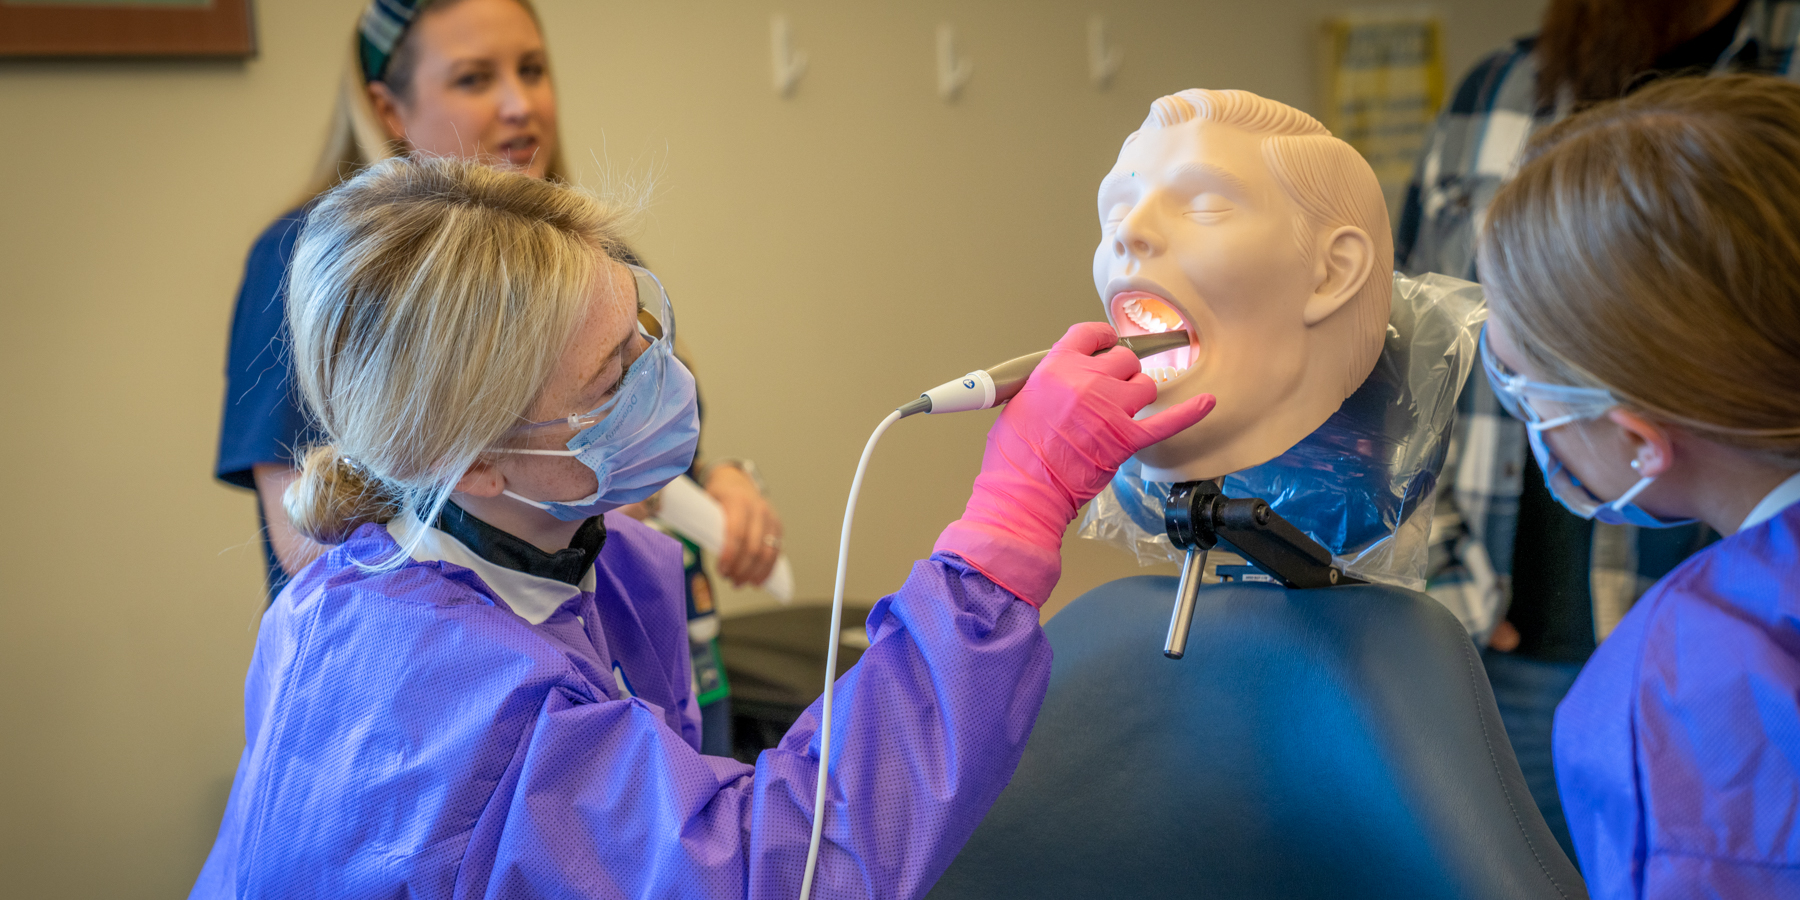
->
[1113,208,1165,258]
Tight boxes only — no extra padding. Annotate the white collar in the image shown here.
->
[1740,470,1800,533]
[388,513,594,625]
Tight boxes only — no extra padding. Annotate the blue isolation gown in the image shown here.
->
[189,511,1051,899]
[1555,486,1800,899]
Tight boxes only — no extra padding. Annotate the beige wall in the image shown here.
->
[0,1,1542,895]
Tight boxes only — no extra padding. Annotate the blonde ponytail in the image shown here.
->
[285,446,403,545]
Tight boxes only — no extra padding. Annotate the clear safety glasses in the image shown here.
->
[502,264,677,447]
[1478,326,1616,426]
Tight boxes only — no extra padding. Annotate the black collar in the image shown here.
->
[436,503,606,587]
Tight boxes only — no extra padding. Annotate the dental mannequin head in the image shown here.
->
[1095,89,1392,482]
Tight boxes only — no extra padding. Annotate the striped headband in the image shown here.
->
[358,0,429,83]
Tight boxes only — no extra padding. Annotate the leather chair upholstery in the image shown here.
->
[928,577,1587,900]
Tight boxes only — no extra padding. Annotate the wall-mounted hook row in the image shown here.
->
[936,23,975,103]
[1088,16,1123,90]
[770,14,808,97]
[768,14,1122,102]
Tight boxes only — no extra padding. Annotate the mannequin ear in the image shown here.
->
[366,81,409,144]
[454,457,507,497]
[1606,409,1675,478]
[1303,226,1375,326]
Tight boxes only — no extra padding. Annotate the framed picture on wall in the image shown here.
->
[0,0,255,59]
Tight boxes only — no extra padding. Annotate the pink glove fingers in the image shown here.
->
[1133,394,1220,446]
[935,321,1217,607]
[1089,347,1146,383]
[1053,321,1124,356]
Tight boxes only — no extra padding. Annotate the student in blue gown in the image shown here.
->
[1475,73,1800,898]
[189,156,1216,899]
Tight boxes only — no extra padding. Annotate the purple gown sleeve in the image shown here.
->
[1555,512,1800,900]
[462,553,1052,900]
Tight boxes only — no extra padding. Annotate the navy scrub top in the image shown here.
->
[216,207,322,598]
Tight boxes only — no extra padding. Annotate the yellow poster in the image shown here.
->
[1319,11,1446,218]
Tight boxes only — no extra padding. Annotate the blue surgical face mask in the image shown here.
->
[1482,327,1696,529]
[494,265,701,522]
[1524,414,1696,528]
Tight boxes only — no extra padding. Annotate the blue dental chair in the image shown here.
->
[927,577,1588,900]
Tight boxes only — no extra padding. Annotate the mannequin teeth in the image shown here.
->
[1142,358,1195,385]
[1121,296,1182,334]
[1115,294,1198,384]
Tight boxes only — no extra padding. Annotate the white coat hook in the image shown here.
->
[771,14,808,98]
[936,23,974,102]
[1088,16,1123,90]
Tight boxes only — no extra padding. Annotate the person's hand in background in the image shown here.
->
[706,463,783,587]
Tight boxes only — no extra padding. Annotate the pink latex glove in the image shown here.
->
[934,322,1216,606]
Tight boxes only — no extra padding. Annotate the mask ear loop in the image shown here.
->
[502,490,554,510]
[1528,408,1659,516]
[1524,411,1586,432]
[1605,471,1658,513]
[494,447,582,457]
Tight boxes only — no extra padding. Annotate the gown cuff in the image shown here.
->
[932,519,1060,608]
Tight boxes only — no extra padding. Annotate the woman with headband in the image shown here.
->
[1476,74,1800,898]
[214,0,778,754]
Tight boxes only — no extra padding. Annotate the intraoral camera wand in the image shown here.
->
[897,330,1192,418]
[796,326,1190,900]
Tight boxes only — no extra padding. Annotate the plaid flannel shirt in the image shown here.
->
[1396,0,1800,642]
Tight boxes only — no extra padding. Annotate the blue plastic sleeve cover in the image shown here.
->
[1078,272,1487,590]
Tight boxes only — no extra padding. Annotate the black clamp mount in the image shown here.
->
[1161,480,1363,659]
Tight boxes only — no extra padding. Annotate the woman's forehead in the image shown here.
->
[585,259,637,336]
[414,0,544,60]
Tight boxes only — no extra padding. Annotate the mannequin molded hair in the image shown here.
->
[1129,89,1393,390]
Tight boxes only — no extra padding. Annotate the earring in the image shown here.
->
[1630,459,1643,471]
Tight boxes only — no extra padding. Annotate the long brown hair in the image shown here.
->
[1535,0,1727,109]
[1479,74,1800,461]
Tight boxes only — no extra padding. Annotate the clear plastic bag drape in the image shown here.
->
[1078,272,1486,590]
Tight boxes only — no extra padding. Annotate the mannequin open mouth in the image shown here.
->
[1111,291,1200,384]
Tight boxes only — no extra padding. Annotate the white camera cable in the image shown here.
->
[792,331,1190,898]
[797,407,905,900]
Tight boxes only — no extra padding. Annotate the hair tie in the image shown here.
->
[358,0,429,84]
[335,452,372,476]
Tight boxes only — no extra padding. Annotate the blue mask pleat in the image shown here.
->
[531,339,701,522]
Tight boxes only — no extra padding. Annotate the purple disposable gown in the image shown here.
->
[1554,501,1800,899]
[189,511,1052,899]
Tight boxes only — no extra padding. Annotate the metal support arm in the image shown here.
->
[1160,480,1363,659]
